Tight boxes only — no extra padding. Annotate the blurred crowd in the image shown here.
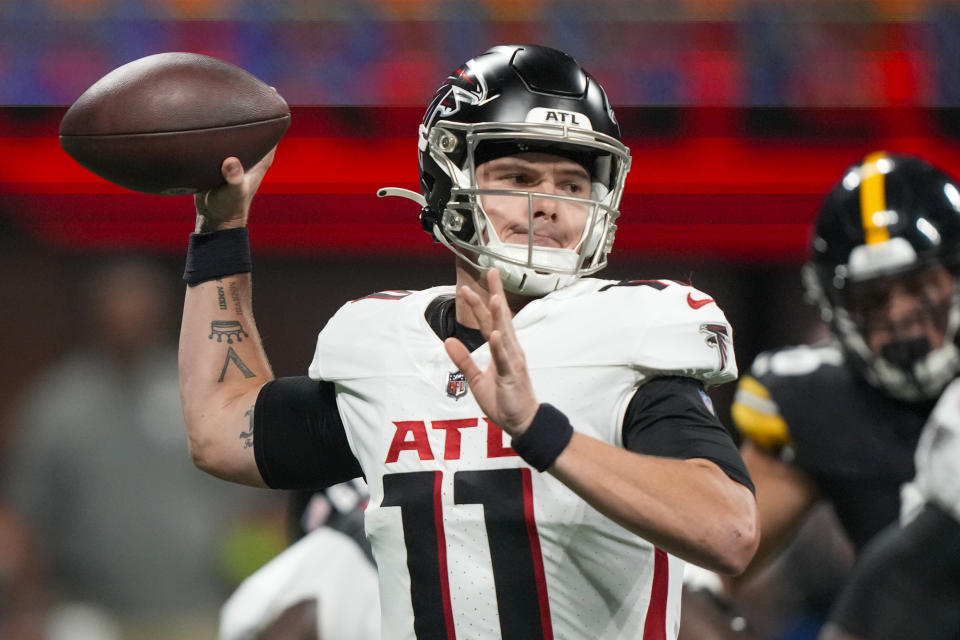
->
[2,0,960,106]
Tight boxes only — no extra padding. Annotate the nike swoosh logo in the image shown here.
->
[687,292,715,309]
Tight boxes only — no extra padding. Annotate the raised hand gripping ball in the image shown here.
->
[59,52,290,195]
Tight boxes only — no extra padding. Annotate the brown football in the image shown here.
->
[59,52,290,195]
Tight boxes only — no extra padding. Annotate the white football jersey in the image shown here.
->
[909,377,960,524]
[219,528,380,640]
[308,278,737,640]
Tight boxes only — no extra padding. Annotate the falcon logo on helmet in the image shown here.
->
[426,62,493,123]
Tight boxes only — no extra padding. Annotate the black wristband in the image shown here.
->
[510,403,574,472]
[183,227,252,286]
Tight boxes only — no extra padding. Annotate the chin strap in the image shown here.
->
[377,187,427,207]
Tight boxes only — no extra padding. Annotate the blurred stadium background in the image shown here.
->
[2,1,960,638]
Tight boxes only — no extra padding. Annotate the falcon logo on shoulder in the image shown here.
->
[700,323,732,374]
[446,370,468,400]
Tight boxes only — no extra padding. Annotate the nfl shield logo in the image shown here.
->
[446,371,468,399]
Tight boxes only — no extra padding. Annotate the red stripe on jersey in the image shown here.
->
[521,469,554,640]
[642,548,669,640]
[433,471,457,640]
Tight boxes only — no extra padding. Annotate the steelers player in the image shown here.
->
[699,152,960,636]
[177,44,758,639]
[821,375,960,640]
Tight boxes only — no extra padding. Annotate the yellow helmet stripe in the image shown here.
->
[860,151,891,245]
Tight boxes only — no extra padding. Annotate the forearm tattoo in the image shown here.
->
[240,406,254,449]
[209,320,248,343]
[218,347,256,382]
[208,321,256,382]
[216,285,227,311]
[229,282,244,316]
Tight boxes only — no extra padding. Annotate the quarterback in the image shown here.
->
[179,45,758,639]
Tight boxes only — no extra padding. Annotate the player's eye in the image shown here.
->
[565,179,591,196]
[505,173,532,185]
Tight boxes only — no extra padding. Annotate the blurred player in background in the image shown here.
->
[819,376,960,640]
[178,44,758,638]
[682,152,960,638]
[2,257,279,639]
[219,480,379,640]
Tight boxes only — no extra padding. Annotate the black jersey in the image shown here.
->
[731,341,935,551]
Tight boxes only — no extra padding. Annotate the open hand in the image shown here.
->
[444,269,539,437]
[194,146,277,232]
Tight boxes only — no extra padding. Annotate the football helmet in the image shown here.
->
[803,151,960,401]
[379,44,631,296]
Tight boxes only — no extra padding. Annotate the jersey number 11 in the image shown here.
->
[382,468,554,640]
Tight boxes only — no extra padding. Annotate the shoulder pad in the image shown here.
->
[732,343,843,451]
[731,375,793,450]
[750,342,845,380]
[554,278,737,386]
[308,287,449,380]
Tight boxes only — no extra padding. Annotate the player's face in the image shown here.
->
[846,265,956,355]
[475,152,592,250]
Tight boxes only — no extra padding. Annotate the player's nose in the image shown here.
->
[884,286,929,336]
[531,181,562,219]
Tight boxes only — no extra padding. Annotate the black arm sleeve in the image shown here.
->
[622,376,754,494]
[828,504,960,640]
[253,376,363,490]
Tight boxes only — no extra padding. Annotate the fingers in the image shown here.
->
[221,157,244,184]
[258,145,277,171]
[485,269,522,350]
[220,145,276,188]
[486,267,506,299]
[486,270,512,326]
[444,338,481,381]
[456,268,524,375]
[488,330,517,377]
[459,285,496,336]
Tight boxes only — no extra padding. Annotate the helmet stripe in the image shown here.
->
[860,151,891,245]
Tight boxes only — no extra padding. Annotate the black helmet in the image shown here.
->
[381,44,631,296]
[803,151,960,401]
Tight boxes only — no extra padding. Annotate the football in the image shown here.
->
[59,52,290,195]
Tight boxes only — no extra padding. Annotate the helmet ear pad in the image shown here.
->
[418,206,438,235]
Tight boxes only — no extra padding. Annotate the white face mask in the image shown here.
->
[469,183,612,295]
[436,123,629,296]
[380,119,631,296]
